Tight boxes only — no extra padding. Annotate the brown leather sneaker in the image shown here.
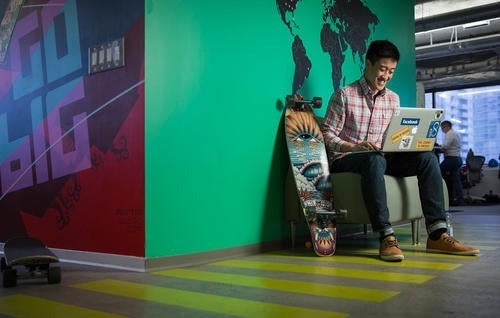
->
[426,232,480,256]
[379,235,404,261]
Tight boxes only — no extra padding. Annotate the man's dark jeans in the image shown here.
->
[440,156,464,202]
[331,151,447,237]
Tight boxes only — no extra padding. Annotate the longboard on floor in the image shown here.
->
[1,236,61,287]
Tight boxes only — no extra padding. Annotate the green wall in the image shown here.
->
[145,0,415,258]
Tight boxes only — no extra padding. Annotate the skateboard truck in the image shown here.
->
[335,209,348,218]
[315,209,347,219]
[285,94,322,110]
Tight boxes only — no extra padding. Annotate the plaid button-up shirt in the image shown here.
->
[322,76,400,165]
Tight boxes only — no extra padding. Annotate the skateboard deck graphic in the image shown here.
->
[1,237,61,287]
[284,94,337,256]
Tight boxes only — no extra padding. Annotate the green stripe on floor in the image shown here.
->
[465,240,500,245]
[73,279,347,318]
[212,259,434,284]
[0,295,124,318]
[154,268,399,303]
[266,252,462,270]
[359,248,482,259]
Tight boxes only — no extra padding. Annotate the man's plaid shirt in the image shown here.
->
[321,76,400,165]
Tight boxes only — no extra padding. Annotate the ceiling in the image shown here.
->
[415,0,500,92]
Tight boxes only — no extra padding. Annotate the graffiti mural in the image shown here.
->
[0,0,145,256]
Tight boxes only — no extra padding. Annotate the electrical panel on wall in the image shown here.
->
[88,37,125,74]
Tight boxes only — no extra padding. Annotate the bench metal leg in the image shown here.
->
[289,221,296,248]
[411,218,421,245]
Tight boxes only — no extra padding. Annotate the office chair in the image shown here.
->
[463,155,486,203]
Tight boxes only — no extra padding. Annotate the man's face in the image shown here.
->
[441,124,450,133]
[365,57,398,93]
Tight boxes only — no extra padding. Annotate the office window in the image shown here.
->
[425,85,500,163]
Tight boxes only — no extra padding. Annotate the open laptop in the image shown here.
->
[379,107,444,152]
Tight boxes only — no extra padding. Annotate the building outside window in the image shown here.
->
[425,85,500,164]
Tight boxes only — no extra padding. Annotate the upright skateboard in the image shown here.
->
[1,236,61,287]
[284,94,337,256]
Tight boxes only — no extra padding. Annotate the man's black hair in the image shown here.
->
[366,40,400,64]
[441,120,452,127]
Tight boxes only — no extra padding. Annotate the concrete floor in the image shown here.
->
[0,204,499,318]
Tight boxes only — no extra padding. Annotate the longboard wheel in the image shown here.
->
[47,266,61,284]
[2,268,17,288]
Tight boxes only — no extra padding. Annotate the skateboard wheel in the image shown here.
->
[2,268,17,288]
[47,266,61,284]
[305,241,312,249]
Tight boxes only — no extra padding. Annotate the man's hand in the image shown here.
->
[343,141,380,152]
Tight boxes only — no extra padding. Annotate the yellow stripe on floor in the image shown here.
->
[154,268,399,303]
[211,259,434,284]
[73,279,347,318]
[267,252,462,270]
[0,295,124,318]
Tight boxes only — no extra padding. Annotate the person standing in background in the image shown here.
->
[439,120,464,206]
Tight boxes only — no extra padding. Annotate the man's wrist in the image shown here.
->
[338,141,353,152]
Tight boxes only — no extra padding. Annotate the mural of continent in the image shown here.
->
[277,0,379,93]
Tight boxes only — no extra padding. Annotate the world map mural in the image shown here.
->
[277,0,379,93]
